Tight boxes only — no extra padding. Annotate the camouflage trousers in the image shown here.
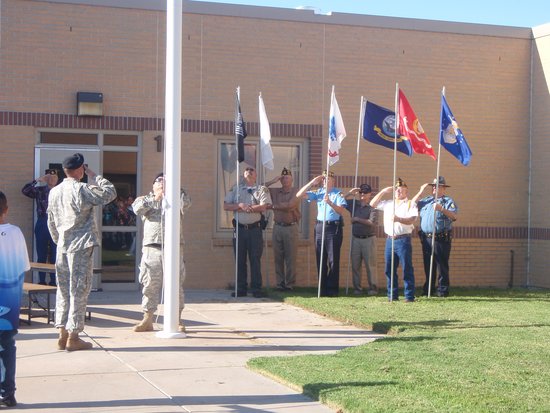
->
[138,245,186,314]
[55,247,94,333]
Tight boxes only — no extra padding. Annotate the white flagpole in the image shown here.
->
[158,0,183,338]
[345,96,365,295]
[234,87,241,299]
[427,87,445,298]
[390,83,399,302]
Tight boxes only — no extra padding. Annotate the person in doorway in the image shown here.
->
[370,178,418,302]
[132,173,191,332]
[265,167,301,291]
[48,153,117,351]
[344,183,379,296]
[224,166,272,298]
[296,170,347,297]
[413,176,457,297]
[0,190,30,408]
[22,170,59,285]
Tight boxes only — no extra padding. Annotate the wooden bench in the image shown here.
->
[21,282,57,325]
[21,262,94,325]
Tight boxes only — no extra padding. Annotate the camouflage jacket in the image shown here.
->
[132,189,191,246]
[47,176,117,253]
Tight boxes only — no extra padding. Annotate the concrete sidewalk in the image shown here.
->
[14,290,382,412]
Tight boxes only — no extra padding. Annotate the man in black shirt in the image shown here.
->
[345,183,378,295]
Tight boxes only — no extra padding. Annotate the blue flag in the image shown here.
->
[363,101,412,156]
[440,95,472,166]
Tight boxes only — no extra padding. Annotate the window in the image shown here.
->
[216,138,308,236]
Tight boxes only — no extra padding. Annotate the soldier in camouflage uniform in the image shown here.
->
[132,173,191,332]
[47,153,117,351]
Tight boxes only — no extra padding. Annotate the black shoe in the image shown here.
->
[437,291,449,297]
[38,281,47,286]
[0,394,17,407]
[49,280,57,286]
[252,291,267,298]
[230,291,247,297]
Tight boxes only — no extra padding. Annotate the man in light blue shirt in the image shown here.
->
[413,176,458,297]
[297,170,347,296]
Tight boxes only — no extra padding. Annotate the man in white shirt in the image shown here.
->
[370,178,418,302]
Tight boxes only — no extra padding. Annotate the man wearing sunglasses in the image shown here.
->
[224,166,272,298]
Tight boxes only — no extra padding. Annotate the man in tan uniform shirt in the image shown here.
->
[266,167,301,290]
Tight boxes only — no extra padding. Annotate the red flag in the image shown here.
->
[398,89,436,160]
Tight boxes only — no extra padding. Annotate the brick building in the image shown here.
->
[1,0,549,290]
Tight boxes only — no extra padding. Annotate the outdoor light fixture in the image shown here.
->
[76,91,103,116]
[153,135,163,152]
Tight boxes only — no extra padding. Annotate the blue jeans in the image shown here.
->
[35,215,56,284]
[384,237,415,300]
[0,329,17,398]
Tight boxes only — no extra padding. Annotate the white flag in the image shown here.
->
[259,93,274,170]
[328,86,346,165]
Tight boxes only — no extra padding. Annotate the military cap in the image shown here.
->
[359,183,372,194]
[62,153,84,170]
[395,178,407,188]
[154,172,164,184]
[281,167,292,176]
[430,176,450,187]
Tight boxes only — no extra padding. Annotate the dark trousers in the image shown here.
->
[35,215,56,284]
[314,222,343,296]
[233,226,264,294]
[0,329,17,398]
[419,233,451,295]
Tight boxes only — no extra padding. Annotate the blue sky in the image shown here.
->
[194,0,550,28]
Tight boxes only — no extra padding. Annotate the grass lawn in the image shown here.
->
[248,288,550,413]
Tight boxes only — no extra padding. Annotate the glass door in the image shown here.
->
[101,150,138,283]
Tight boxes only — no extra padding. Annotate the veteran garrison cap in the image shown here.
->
[281,167,292,176]
[62,153,84,170]
[322,170,335,178]
[395,178,407,188]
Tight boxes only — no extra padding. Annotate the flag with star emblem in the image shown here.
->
[440,94,472,166]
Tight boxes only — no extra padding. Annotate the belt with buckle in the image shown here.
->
[353,234,374,239]
[422,230,452,240]
[387,234,411,240]
[316,220,341,225]
[275,222,296,227]
[238,221,261,229]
